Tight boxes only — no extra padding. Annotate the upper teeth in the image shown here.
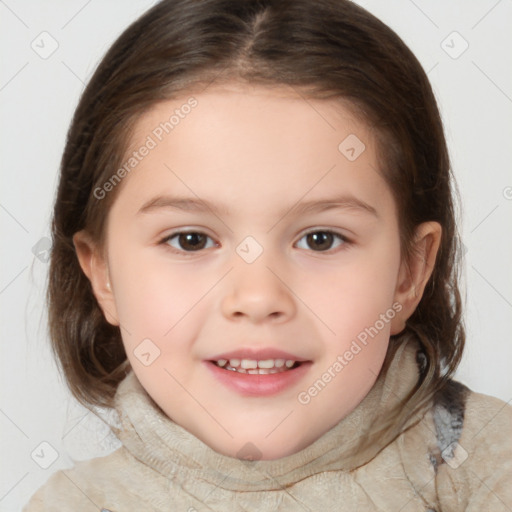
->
[216,358,296,369]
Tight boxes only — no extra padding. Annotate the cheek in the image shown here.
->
[108,245,208,341]
[109,258,206,392]
[108,252,226,377]
[302,245,400,336]
[298,248,400,415]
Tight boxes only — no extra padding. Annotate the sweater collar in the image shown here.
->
[111,334,424,492]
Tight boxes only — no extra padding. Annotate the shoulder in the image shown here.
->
[459,388,512,484]
[434,381,512,464]
[22,447,162,511]
[462,387,512,451]
[434,381,512,511]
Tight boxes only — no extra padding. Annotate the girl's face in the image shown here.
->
[76,83,440,460]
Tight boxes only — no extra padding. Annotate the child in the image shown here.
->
[24,0,511,510]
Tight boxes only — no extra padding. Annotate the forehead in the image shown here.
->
[110,82,392,221]
[128,81,368,156]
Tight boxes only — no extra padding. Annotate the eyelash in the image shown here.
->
[159,229,352,255]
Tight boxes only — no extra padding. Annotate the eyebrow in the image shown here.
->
[137,194,379,219]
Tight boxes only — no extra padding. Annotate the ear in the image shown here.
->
[73,230,120,326]
[390,221,442,335]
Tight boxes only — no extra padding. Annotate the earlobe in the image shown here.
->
[73,230,120,326]
[390,221,442,335]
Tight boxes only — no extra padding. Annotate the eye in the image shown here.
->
[295,229,350,252]
[161,231,217,253]
[160,229,350,254]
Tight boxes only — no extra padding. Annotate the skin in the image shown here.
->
[74,82,441,460]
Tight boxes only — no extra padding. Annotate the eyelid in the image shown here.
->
[298,226,352,241]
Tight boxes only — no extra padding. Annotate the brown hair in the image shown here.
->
[48,0,464,447]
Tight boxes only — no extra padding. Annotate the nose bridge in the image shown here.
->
[221,239,295,323]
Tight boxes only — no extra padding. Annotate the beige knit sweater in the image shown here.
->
[23,338,512,511]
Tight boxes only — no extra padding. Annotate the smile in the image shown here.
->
[205,359,311,396]
[213,358,300,374]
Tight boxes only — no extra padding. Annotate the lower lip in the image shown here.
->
[204,361,312,397]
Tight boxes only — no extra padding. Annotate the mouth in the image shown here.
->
[209,358,303,375]
[205,354,312,396]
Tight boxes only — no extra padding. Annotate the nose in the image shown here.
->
[221,256,296,324]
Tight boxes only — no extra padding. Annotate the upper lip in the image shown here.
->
[208,348,310,362]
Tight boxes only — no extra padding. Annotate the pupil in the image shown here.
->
[180,233,206,251]
[307,231,333,251]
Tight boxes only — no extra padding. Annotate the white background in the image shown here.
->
[1,0,511,509]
